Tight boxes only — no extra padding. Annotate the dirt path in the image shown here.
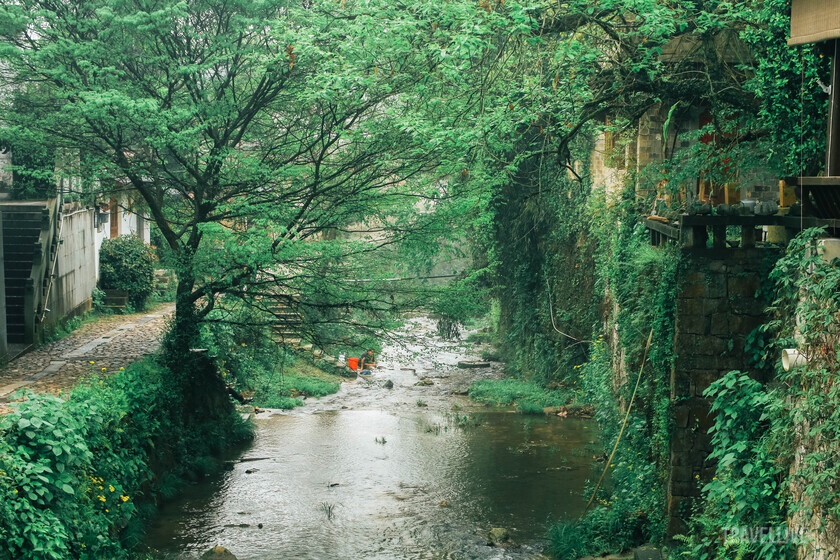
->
[0,303,174,412]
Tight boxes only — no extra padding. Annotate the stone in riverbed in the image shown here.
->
[201,546,237,560]
[487,527,511,546]
[457,361,490,369]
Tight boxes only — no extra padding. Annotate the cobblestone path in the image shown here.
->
[0,303,174,412]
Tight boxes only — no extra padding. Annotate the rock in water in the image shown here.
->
[456,361,490,369]
[202,546,237,560]
[487,527,511,546]
[384,379,394,389]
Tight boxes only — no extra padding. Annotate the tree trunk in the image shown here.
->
[162,271,231,423]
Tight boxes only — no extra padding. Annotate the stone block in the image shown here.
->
[708,260,728,273]
[705,273,728,298]
[633,547,663,560]
[693,405,715,432]
[679,313,709,335]
[671,373,691,396]
[670,447,709,468]
[731,296,764,316]
[684,335,728,356]
[677,298,704,318]
[667,515,687,539]
[670,429,698,453]
[703,298,728,315]
[680,280,706,298]
[727,275,760,297]
[709,313,731,336]
[671,477,702,497]
[674,404,690,428]
[670,465,694,483]
[692,370,720,396]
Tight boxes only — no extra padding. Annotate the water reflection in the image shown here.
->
[145,410,595,559]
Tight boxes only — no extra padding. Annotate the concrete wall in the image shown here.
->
[44,205,108,327]
[666,247,777,536]
[0,210,6,360]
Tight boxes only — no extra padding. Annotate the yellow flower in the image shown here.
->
[121,495,129,502]
[694,474,700,479]
[109,485,115,492]
[89,361,95,364]
[119,367,124,370]
[105,509,109,513]
[101,367,107,371]
[99,496,106,502]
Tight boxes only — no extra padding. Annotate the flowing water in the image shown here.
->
[144,319,598,559]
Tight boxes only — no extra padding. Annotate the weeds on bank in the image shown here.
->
[0,358,253,560]
[469,378,572,414]
[420,412,483,435]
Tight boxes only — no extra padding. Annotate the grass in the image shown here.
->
[249,356,342,409]
[469,378,572,414]
[281,373,339,397]
[260,395,304,409]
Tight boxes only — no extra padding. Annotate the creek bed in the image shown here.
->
[144,319,598,559]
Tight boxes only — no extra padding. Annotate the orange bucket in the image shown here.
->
[348,358,359,370]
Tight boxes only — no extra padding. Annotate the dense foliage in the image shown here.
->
[0,360,252,560]
[99,235,156,310]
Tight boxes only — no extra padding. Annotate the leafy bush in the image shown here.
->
[0,359,252,559]
[99,235,156,310]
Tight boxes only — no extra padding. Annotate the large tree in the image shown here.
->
[0,0,530,400]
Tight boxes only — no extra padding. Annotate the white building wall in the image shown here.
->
[45,206,102,323]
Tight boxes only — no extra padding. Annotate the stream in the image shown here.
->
[144,318,598,559]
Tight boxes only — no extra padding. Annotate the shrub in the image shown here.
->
[99,235,156,309]
[0,359,252,559]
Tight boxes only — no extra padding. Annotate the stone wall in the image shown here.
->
[666,247,777,536]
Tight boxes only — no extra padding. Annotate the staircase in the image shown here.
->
[2,201,53,344]
[268,298,304,345]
